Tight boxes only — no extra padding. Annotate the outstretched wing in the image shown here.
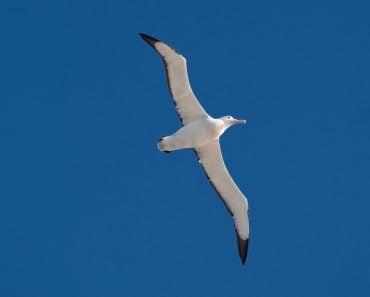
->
[195,141,250,265]
[139,33,208,126]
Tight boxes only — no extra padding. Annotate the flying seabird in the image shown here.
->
[139,33,250,265]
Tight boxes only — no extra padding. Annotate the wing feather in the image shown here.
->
[195,141,250,264]
[139,33,208,125]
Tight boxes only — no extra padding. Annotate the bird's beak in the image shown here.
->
[232,119,247,125]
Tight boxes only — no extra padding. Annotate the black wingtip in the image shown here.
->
[139,33,160,48]
[236,232,249,265]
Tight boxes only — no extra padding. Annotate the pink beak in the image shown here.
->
[232,119,247,125]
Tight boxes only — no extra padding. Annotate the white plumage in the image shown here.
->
[140,33,250,265]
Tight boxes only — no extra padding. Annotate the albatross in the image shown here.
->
[139,33,250,265]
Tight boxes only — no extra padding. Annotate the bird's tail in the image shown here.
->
[157,136,174,153]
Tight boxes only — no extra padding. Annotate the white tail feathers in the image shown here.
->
[157,136,173,153]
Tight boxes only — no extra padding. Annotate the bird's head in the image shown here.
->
[220,115,247,128]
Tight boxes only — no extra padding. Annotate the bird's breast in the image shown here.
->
[175,118,221,148]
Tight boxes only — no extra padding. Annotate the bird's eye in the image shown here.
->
[227,116,231,119]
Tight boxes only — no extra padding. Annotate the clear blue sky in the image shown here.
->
[1,0,370,296]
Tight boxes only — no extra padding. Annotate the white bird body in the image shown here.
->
[140,33,251,265]
[159,117,228,151]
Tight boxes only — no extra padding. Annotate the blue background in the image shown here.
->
[1,0,370,296]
